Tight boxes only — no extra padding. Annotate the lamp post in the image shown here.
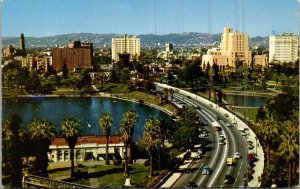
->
[255,136,258,156]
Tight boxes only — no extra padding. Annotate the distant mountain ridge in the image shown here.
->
[2,33,268,49]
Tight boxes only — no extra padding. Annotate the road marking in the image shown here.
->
[191,163,203,181]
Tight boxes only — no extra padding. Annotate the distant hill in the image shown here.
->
[2,33,268,49]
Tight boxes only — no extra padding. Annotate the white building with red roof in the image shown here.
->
[48,135,125,162]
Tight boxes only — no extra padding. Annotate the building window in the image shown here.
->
[58,150,63,161]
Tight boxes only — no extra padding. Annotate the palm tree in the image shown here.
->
[257,118,279,165]
[140,117,162,177]
[29,119,56,174]
[60,117,82,178]
[99,112,113,165]
[2,114,25,188]
[278,120,299,187]
[119,109,139,175]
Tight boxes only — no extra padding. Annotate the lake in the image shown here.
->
[223,94,270,107]
[2,97,170,140]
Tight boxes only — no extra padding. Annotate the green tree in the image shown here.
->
[140,117,162,177]
[119,109,139,175]
[2,114,25,187]
[257,119,278,166]
[29,119,56,174]
[99,112,113,165]
[278,120,299,187]
[60,117,82,178]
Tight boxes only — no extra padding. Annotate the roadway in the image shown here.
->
[156,85,250,187]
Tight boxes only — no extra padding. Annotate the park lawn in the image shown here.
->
[99,83,130,93]
[49,164,150,187]
[123,91,177,113]
[235,107,258,122]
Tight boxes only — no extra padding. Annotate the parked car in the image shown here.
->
[224,113,229,117]
[202,165,211,175]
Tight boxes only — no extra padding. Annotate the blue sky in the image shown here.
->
[2,0,299,37]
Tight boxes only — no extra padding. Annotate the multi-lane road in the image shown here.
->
[156,84,253,188]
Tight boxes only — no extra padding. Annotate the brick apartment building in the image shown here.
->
[52,41,93,72]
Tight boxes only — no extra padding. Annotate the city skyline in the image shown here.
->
[2,0,299,38]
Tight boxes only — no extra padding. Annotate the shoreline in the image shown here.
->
[3,93,175,117]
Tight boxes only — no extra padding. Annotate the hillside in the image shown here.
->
[2,33,268,49]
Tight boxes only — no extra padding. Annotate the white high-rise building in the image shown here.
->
[111,34,140,62]
[269,33,299,63]
[202,27,252,69]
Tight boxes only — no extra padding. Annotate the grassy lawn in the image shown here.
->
[48,164,151,187]
[235,107,259,122]
[99,83,130,93]
[122,91,177,113]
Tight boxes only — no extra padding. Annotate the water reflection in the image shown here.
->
[2,97,170,141]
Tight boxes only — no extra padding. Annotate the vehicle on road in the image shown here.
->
[226,123,232,127]
[232,120,237,124]
[224,113,229,117]
[220,134,225,140]
[241,130,247,136]
[219,139,225,145]
[248,143,254,149]
[227,158,235,165]
[224,175,235,184]
[212,121,222,131]
[234,152,241,159]
[202,165,211,175]
[185,181,198,188]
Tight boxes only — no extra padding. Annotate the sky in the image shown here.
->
[2,0,299,37]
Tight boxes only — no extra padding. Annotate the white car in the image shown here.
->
[241,130,247,136]
[232,120,237,124]
[226,123,232,127]
[220,134,226,140]
[234,152,240,159]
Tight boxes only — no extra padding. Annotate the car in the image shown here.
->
[224,175,235,184]
[246,139,253,144]
[185,181,198,188]
[209,104,213,107]
[219,139,225,145]
[227,158,235,165]
[220,134,225,140]
[232,120,237,124]
[248,143,254,149]
[224,113,229,117]
[202,165,211,175]
[234,152,241,159]
[215,116,221,120]
[241,131,247,136]
[226,123,232,127]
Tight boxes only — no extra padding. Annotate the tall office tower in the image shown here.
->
[52,41,93,71]
[20,33,25,51]
[202,27,252,69]
[165,43,173,52]
[111,34,140,62]
[269,33,299,63]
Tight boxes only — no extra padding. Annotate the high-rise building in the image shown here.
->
[202,27,252,69]
[52,41,93,71]
[165,43,173,52]
[111,35,140,62]
[20,33,25,51]
[269,33,299,63]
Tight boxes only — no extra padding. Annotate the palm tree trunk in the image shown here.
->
[149,153,153,177]
[70,148,74,178]
[288,161,292,187]
[124,144,128,176]
[129,143,133,164]
[106,136,110,165]
[267,144,270,166]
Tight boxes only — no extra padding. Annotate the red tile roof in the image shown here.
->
[51,135,123,146]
